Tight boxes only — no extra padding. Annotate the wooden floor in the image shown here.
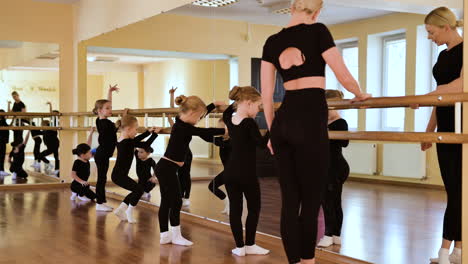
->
[0,188,356,264]
[109,178,447,264]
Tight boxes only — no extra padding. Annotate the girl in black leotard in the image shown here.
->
[93,85,119,212]
[421,7,463,264]
[135,132,159,199]
[111,115,159,223]
[0,109,10,177]
[223,86,270,257]
[157,95,225,246]
[261,1,368,263]
[317,90,349,248]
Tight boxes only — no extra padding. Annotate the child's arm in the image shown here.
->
[107,84,119,103]
[71,171,89,186]
[149,159,158,183]
[23,131,31,146]
[167,87,177,127]
[7,101,11,112]
[87,127,96,146]
[46,101,53,113]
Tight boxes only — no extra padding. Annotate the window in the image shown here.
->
[381,34,406,131]
[325,41,359,130]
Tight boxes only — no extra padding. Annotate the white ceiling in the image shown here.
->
[170,0,394,26]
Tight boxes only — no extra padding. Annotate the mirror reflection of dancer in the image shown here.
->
[261,1,369,263]
[9,131,31,180]
[8,91,28,144]
[0,109,10,177]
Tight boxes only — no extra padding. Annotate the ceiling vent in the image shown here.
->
[89,56,119,63]
[192,0,239,7]
[270,1,291,14]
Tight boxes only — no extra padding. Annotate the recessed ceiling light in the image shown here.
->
[192,0,238,7]
[273,7,291,14]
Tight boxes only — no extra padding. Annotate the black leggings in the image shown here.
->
[179,151,193,199]
[155,158,182,232]
[226,180,261,248]
[138,179,156,193]
[32,137,42,161]
[0,143,5,171]
[270,89,329,263]
[10,163,28,178]
[71,181,96,200]
[208,171,226,200]
[94,150,111,204]
[111,172,144,207]
[437,143,462,242]
[38,145,59,170]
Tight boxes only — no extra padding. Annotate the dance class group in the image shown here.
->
[0,0,463,263]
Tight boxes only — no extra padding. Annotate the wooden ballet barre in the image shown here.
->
[327,93,468,110]
[0,112,60,117]
[329,131,468,144]
[0,126,59,131]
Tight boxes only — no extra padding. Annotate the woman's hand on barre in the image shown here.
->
[148,126,162,133]
[421,142,433,151]
[350,92,372,103]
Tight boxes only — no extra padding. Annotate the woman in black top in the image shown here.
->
[93,85,119,212]
[8,91,27,144]
[135,132,159,199]
[223,86,270,257]
[261,1,369,263]
[157,94,225,246]
[70,143,96,202]
[420,7,463,264]
[111,115,158,223]
[317,90,350,248]
[37,120,60,176]
[9,131,30,179]
[0,110,10,176]
[208,118,232,214]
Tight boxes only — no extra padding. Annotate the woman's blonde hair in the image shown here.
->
[228,86,261,103]
[325,89,344,100]
[425,7,463,29]
[93,99,110,115]
[292,0,323,15]
[116,115,138,129]
[175,95,207,114]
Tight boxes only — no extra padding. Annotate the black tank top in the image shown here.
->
[262,23,336,82]
[432,42,463,132]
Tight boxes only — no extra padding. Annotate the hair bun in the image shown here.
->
[228,86,242,100]
[72,149,78,155]
[175,95,188,106]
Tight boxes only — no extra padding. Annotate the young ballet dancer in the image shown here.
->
[0,110,10,177]
[111,114,159,223]
[156,94,225,246]
[421,7,463,264]
[29,121,43,173]
[223,86,270,256]
[167,87,219,207]
[317,90,350,248]
[261,0,369,263]
[8,91,28,144]
[93,85,119,212]
[135,131,160,199]
[37,120,60,176]
[9,131,30,179]
[208,118,232,214]
[70,143,96,202]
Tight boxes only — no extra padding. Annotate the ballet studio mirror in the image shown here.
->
[0,40,60,186]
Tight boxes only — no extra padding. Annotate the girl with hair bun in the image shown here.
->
[223,86,270,257]
[70,143,96,202]
[156,94,225,246]
[421,6,463,264]
[93,84,119,212]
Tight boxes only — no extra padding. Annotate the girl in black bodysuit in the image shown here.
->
[223,86,270,257]
[135,132,159,199]
[261,1,369,263]
[156,95,225,246]
[111,115,159,224]
[421,7,463,264]
[93,85,119,212]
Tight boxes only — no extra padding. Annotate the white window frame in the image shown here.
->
[381,33,406,131]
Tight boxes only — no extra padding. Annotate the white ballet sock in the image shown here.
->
[113,202,128,221]
[182,198,190,207]
[142,192,151,199]
[78,195,91,202]
[221,198,229,215]
[160,231,172,245]
[450,247,461,264]
[96,203,113,212]
[245,244,270,255]
[12,173,17,180]
[70,192,77,200]
[231,247,246,257]
[317,236,333,247]
[332,236,342,245]
[437,248,450,264]
[171,225,193,246]
[126,205,137,223]
[103,203,114,210]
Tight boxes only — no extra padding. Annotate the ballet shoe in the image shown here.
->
[160,231,172,245]
[70,192,77,201]
[171,226,193,246]
[78,196,91,202]
[332,236,342,245]
[317,236,333,247]
[182,198,191,207]
[430,248,461,264]
[126,205,137,223]
[221,198,229,215]
[96,203,113,212]
[245,244,270,255]
[430,248,450,264]
[113,203,128,221]
[231,247,246,257]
